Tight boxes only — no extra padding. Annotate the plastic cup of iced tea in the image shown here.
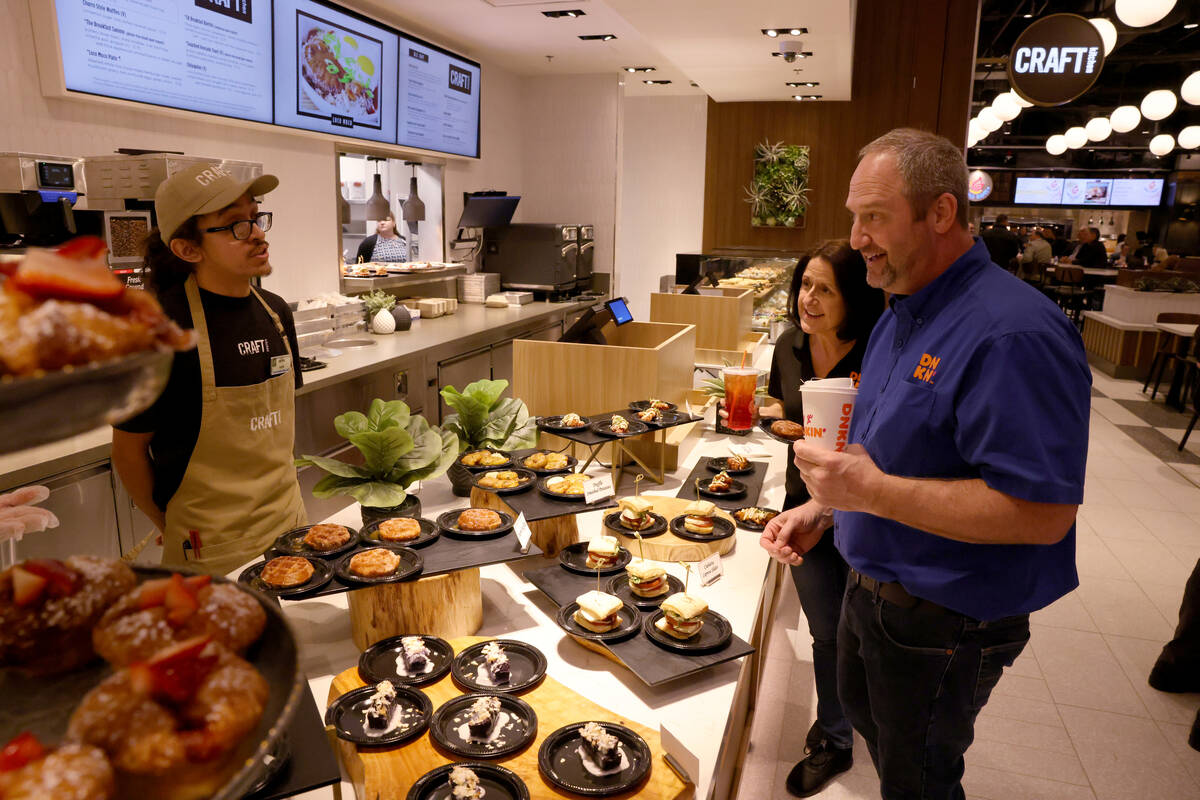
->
[722,367,759,431]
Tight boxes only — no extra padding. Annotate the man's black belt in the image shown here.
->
[848,567,927,611]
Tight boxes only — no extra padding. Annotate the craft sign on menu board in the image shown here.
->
[1007,14,1105,106]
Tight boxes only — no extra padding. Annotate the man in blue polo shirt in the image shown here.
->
[761,128,1090,799]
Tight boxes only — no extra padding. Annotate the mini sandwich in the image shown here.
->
[617,496,655,531]
[585,535,621,568]
[625,558,669,598]
[656,593,708,639]
[573,590,623,633]
[610,415,630,434]
[682,500,716,535]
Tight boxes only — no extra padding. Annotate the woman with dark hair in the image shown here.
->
[759,240,884,796]
[355,212,408,263]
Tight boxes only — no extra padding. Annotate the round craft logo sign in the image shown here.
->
[1008,14,1106,106]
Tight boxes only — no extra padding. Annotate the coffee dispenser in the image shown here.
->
[0,152,90,249]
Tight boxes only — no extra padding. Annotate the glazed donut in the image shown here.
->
[93,576,266,666]
[0,556,136,675]
[0,741,115,800]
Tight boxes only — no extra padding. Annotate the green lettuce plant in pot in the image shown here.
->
[440,379,539,497]
[295,399,458,526]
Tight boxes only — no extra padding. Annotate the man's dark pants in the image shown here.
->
[837,580,1031,799]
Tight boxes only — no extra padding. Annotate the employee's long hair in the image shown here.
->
[142,218,201,296]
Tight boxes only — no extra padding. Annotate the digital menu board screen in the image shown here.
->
[272,0,398,143]
[56,0,275,123]
[397,37,481,158]
[1111,178,1164,207]
[1062,178,1112,206]
[1013,177,1064,205]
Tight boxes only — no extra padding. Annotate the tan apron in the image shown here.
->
[162,275,306,575]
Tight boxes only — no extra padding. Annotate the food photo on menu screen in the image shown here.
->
[397,37,481,158]
[55,0,273,123]
[273,0,399,143]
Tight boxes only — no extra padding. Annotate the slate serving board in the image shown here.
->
[674,460,768,510]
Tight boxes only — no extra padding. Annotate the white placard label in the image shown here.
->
[583,475,615,504]
[514,512,533,553]
[697,552,724,586]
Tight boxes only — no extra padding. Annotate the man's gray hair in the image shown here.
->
[858,128,968,228]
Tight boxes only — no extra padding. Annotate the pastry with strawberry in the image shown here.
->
[92,573,266,666]
[0,732,114,800]
[0,556,136,675]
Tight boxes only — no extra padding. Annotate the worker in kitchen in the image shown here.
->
[111,163,305,575]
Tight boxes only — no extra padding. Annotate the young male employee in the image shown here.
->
[112,164,305,575]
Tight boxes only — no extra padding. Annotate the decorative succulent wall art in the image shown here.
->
[745,140,810,228]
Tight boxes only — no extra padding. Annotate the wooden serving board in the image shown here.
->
[607,495,736,562]
[327,636,692,800]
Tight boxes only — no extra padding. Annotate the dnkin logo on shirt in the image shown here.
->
[913,353,940,384]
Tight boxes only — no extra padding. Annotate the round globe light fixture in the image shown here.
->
[968,119,986,143]
[1110,105,1141,132]
[1085,117,1112,141]
[1178,126,1200,149]
[992,93,1021,121]
[1149,134,1175,156]
[1064,127,1088,149]
[1182,71,1200,106]
[1141,89,1178,121]
[1088,18,1118,55]
[1046,135,1069,156]
[1009,90,1033,109]
[1115,0,1176,28]
[977,107,1003,132]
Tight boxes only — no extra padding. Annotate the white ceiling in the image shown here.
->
[352,0,857,102]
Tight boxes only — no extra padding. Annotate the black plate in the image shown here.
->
[536,474,589,501]
[238,556,333,597]
[451,640,547,694]
[589,416,649,438]
[456,448,514,472]
[0,348,173,456]
[555,600,642,642]
[602,511,668,539]
[757,416,803,444]
[358,635,454,687]
[270,524,361,559]
[558,541,632,576]
[628,399,677,413]
[515,450,578,475]
[472,467,537,495]
[644,609,734,655]
[668,514,736,542]
[697,477,747,499]
[538,414,592,433]
[406,762,530,800]
[628,410,683,428]
[428,693,538,759]
[333,544,423,585]
[606,572,685,610]
[537,722,652,797]
[730,506,781,532]
[360,516,440,549]
[705,456,757,476]
[324,683,432,747]
[437,509,515,539]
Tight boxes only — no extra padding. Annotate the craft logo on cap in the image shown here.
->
[193,164,233,187]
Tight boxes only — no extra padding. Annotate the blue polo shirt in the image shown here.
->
[834,239,1090,621]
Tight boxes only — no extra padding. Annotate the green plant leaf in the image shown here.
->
[367,398,410,431]
[348,427,414,476]
[294,454,368,478]
[313,474,409,507]
[334,411,369,438]
[392,427,458,485]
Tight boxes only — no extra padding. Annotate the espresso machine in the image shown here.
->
[0,152,94,250]
[483,222,581,297]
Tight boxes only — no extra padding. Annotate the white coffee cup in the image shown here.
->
[798,377,859,452]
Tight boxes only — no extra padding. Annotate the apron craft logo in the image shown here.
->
[250,410,282,431]
[913,353,940,384]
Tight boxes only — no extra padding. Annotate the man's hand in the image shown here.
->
[791,441,884,514]
[759,501,831,566]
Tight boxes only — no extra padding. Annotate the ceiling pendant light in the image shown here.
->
[1088,18,1118,55]
[1115,0,1176,27]
[1009,90,1033,109]
[1141,89,1178,120]
[365,159,390,221]
[1109,105,1142,132]
[401,161,425,222]
[1178,126,1200,149]
[992,93,1021,121]
[1149,133,1175,156]
[1182,71,1200,105]
[1085,117,1113,141]
[968,119,986,142]
[1046,135,1069,155]
[1064,127,1088,149]
[977,107,1003,132]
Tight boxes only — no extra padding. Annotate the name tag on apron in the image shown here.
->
[270,355,291,376]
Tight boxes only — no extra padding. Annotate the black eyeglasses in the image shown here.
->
[204,212,272,240]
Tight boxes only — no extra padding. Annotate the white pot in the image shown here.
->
[371,308,396,334]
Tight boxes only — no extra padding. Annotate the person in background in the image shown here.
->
[112,164,305,575]
[1018,228,1052,280]
[1045,228,1071,259]
[1149,558,1200,753]
[980,214,1020,271]
[1064,226,1107,268]
[750,241,884,796]
[1113,242,1132,268]
[762,128,1090,800]
[355,211,408,263]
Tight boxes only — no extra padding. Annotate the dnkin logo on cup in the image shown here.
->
[913,353,940,384]
[803,413,826,442]
[835,403,853,452]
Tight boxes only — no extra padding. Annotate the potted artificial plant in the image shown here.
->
[440,379,539,497]
[362,290,397,334]
[296,398,458,526]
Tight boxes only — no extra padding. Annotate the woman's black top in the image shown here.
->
[767,326,868,510]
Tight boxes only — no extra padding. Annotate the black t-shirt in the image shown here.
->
[767,326,868,509]
[1074,239,1108,269]
[116,283,302,511]
[980,227,1020,268]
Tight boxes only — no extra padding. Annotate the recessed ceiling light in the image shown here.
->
[772,51,812,59]
[644,79,672,85]
[785,82,820,87]
[792,94,822,100]
[1023,13,1033,18]
[578,34,617,41]
[623,66,656,73]
[542,9,585,18]
[762,28,808,37]
[1186,22,1199,28]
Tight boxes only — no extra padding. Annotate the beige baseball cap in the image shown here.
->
[155,163,279,244]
